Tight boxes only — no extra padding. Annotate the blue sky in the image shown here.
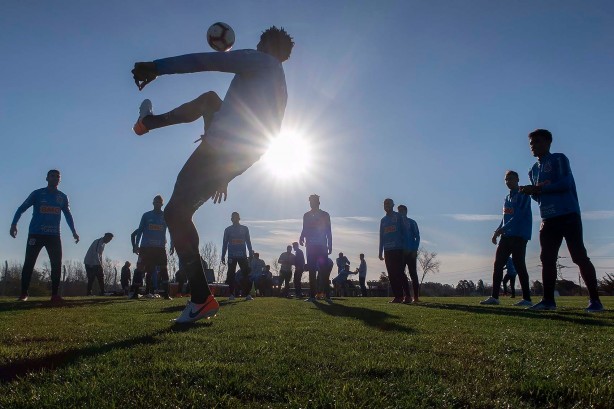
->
[2,1,613,285]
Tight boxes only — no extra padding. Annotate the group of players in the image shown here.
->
[8,25,606,324]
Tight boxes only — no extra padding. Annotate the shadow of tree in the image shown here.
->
[313,300,416,334]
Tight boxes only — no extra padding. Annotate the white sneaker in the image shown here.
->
[228,295,236,301]
[513,299,533,307]
[154,293,161,299]
[174,295,220,324]
[133,99,153,135]
[245,295,254,301]
[479,297,500,305]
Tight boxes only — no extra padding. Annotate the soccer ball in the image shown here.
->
[207,22,235,52]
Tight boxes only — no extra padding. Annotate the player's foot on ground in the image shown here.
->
[164,295,173,300]
[305,297,316,302]
[412,298,420,303]
[17,294,28,301]
[228,294,236,301]
[50,295,64,303]
[402,296,412,304]
[479,297,500,305]
[145,293,155,299]
[133,99,153,135]
[513,299,533,307]
[585,300,605,313]
[176,293,183,298]
[389,297,403,303]
[245,295,254,301]
[324,297,333,304]
[528,299,557,311]
[174,295,219,324]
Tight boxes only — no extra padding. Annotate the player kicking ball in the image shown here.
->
[131,26,294,323]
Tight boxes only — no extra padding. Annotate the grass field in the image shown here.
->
[0,295,612,408]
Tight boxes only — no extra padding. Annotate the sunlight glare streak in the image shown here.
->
[262,131,311,180]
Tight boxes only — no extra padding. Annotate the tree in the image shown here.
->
[598,273,614,295]
[200,241,225,282]
[103,257,119,289]
[531,280,543,296]
[270,258,280,274]
[418,247,441,285]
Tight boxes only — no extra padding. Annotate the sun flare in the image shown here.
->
[262,131,311,179]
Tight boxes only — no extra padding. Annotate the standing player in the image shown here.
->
[481,170,533,306]
[502,257,517,298]
[131,195,172,300]
[10,170,80,302]
[84,233,114,296]
[222,212,254,301]
[131,26,294,323]
[519,129,604,312]
[379,198,408,303]
[398,204,420,303]
[299,194,332,302]
[358,253,368,297]
[292,242,305,298]
[277,245,295,297]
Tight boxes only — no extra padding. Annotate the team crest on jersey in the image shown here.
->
[148,224,164,231]
[542,161,552,173]
[41,206,61,214]
[231,239,245,245]
[384,225,397,234]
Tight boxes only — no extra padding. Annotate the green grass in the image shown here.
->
[0,296,612,408]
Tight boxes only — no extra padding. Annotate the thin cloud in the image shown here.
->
[582,210,614,220]
[446,214,500,222]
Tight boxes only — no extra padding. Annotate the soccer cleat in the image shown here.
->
[228,295,236,301]
[245,295,254,301]
[17,294,28,301]
[389,297,403,303]
[133,99,153,135]
[164,295,173,300]
[480,297,500,305]
[412,298,420,303]
[305,297,316,302]
[174,295,219,324]
[402,296,412,304]
[585,300,605,313]
[324,298,333,304]
[145,293,155,299]
[513,299,533,307]
[50,295,64,303]
[528,300,557,311]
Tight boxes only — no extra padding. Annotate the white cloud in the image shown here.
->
[445,214,500,222]
[582,210,614,220]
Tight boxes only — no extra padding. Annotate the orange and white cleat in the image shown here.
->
[174,295,219,324]
[133,99,153,135]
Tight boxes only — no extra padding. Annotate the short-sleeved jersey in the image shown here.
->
[12,188,75,236]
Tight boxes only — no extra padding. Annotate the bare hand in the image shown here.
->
[299,238,304,246]
[211,184,228,204]
[491,235,498,245]
[379,255,384,261]
[10,225,17,238]
[133,245,140,255]
[132,62,158,90]
[73,232,80,244]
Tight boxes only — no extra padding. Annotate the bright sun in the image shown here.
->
[262,131,311,179]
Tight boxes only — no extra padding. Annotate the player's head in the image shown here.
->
[309,194,320,210]
[125,261,131,267]
[257,26,294,62]
[292,241,299,250]
[360,253,364,260]
[339,252,343,257]
[287,245,292,252]
[505,170,519,190]
[384,198,394,214]
[528,129,552,158]
[153,195,164,210]
[254,252,260,259]
[231,211,240,224]
[46,169,61,187]
[397,204,407,216]
[265,264,271,271]
[103,232,114,243]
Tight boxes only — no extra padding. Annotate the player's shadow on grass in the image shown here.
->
[158,299,238,314]
[313,300,416,334]
[414,302,613,326]
[0,297,130,313]
[0,326,187,383]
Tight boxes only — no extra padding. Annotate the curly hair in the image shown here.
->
[260,26,294,62]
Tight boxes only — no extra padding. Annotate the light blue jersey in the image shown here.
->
[497,189,532,241]
[12,188,76,236]
[222,224,253,259]
[379,211,407,256]
[300,209,332,250]
[135,210,167,248]
[155,50,287,162]
[529,153,580,219]
[401,216,420,252]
